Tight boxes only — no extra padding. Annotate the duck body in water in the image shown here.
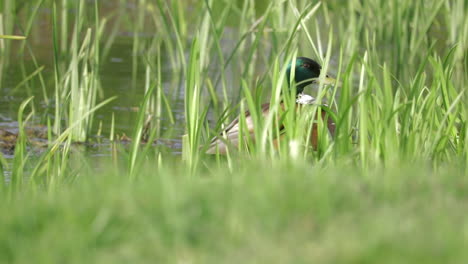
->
[206,57,337,155]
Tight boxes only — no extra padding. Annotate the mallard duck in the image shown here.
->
[206,57,336,154]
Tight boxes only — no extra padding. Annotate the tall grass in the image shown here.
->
[0,0,15,84]
[0,0,467,261]
[51,1,104,141]
[0,0,465,181]
[9,0,465,169]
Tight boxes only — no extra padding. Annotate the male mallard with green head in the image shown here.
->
[206,57,336,154]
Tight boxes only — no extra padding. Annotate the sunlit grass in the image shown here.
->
[0,0,467,262]
[0,34,25,40]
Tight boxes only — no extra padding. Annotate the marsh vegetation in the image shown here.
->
[0,0,467,262]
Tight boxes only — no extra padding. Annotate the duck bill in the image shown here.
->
[320,76,337,86]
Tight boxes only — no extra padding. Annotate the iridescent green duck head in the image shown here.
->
[286,57,335,94]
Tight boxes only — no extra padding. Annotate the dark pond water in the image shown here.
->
[1,35,186,158]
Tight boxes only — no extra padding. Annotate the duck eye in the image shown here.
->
[302,64,310,68]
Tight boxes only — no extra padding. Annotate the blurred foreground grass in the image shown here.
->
[0,0,467,262]
[1,160,468,263]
